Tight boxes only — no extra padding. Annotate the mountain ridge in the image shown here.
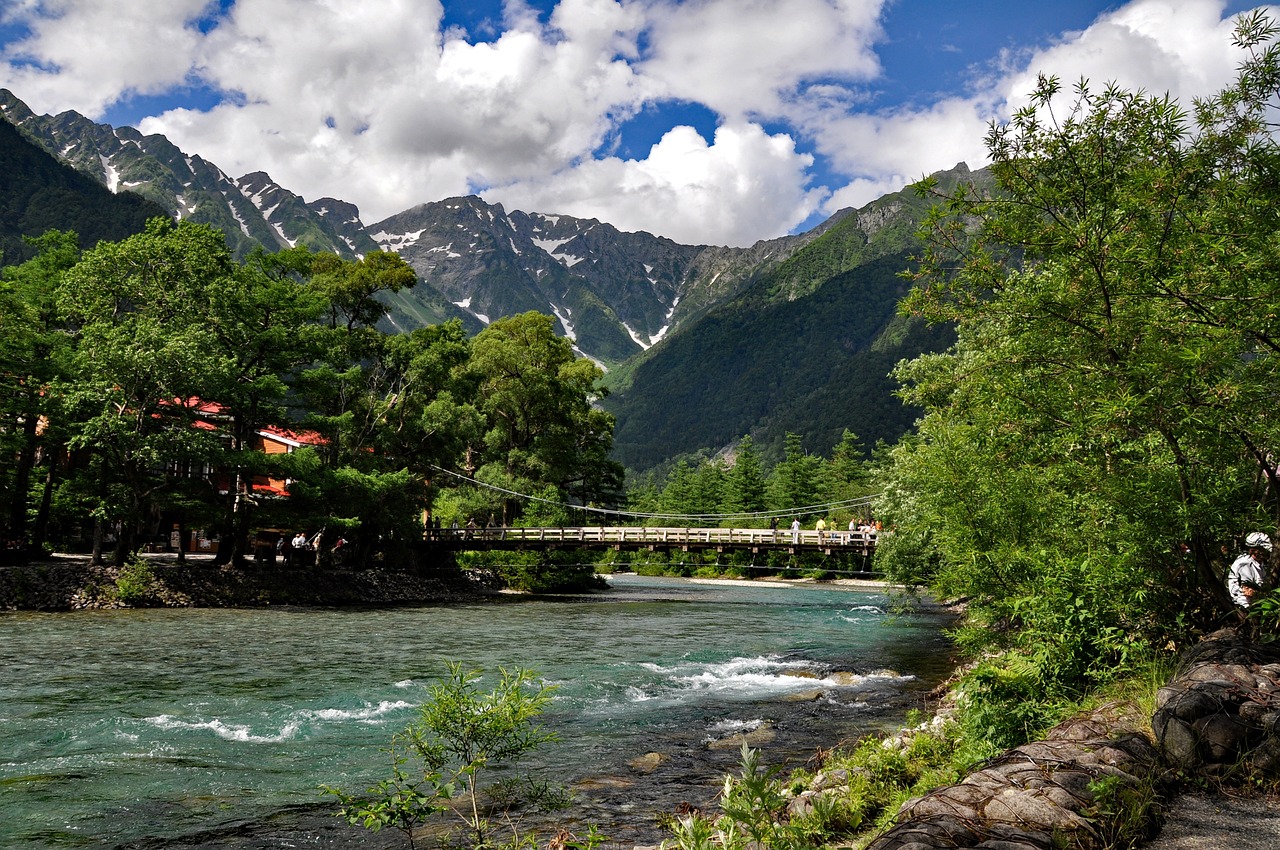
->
[0,87,972,472]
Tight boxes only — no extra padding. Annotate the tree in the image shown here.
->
[724,436,767,518]
[883,12,1280,714]
[0,230,79,549]
[57,218,236,563]
[466,312,622,523]
[823,429,871,524]
[200,247,329,565]
[766,433,823,519]
[326,663,563,849]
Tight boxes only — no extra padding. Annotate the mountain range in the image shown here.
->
[0,88,969,473]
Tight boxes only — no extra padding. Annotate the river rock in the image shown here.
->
[628,752,668,773]
[863,702,1160,850]
[1152,628,1280,777]
[783,689,825,702]
[706,722,776,750]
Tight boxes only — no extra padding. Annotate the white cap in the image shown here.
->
[1246,532,1273,551]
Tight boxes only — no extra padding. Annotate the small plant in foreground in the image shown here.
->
[324,662,572,849]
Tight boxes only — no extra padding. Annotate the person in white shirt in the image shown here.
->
[1228,532,1272,607]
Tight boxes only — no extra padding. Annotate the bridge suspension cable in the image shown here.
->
[428,465,880,523]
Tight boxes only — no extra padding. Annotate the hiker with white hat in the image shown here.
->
[1228,532,1273,607]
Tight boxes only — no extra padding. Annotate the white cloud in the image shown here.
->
[638,0,887,118]
[811,0,1254,219]
[0,0,209,116]
[997,0,1245,114]
[487,121,824,247]
[810,98,993,215]
[0,0,1268,246]
[139,0,651,223]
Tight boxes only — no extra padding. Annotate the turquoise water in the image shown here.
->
[0,574,953,848]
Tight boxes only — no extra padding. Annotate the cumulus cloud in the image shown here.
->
[0,0,1267,245]
[997,0,1244,113]
[143,0,652,223]
[0,0,209,115]
[810,0,1253,219]
[638,0,887,118]
[488,121,824,246]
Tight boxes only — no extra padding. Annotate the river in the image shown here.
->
[0,573,955,848]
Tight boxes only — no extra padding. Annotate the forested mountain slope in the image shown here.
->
[0,114,167,263]
[604,167,983,471]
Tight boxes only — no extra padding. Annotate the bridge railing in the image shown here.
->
[430,526,877,548]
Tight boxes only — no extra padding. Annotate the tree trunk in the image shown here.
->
[31,460,55,553]
[9,401,40,541]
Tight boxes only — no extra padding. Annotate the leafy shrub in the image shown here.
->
[324,663,576,849]
[114,557,157,606]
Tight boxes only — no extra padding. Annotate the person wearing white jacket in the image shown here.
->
[1228,531,1273,607]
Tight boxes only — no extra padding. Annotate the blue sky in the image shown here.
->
[0,0,1265,245]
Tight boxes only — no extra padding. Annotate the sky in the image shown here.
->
[0,0,1267,247]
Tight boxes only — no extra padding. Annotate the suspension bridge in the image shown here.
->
[421,465,882,569]
[422,525,878,556]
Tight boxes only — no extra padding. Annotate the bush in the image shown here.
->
[114,557,157,606]
[324,662,576,849]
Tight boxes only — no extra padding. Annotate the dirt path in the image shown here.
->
[1142,791,1280,849]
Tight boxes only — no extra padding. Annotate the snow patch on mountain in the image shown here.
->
[373,228,426,249]
[623,323,650,350]
[551,304,576,341]
[454,297,490,325]
[99,155,119,193]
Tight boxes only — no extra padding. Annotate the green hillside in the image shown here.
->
[0,115,167,262]
[603,169,976,471]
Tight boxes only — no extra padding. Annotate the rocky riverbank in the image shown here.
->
[816,628,1280,850]
[0,552,490,610]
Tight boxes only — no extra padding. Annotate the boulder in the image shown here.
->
[864,704,1161,850]
[1152,629,1280,777]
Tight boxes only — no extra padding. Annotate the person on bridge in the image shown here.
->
[816,517,827,543]
[790,518,800,544]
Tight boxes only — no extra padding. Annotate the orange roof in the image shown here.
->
[257,424,328,447]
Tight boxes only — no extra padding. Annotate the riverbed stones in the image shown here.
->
[628,752,668,773]
[706,722,776,749]
[1152,628,1280,777]
[863,703,1161,850]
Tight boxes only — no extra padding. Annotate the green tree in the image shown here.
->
[0,230,79,549]
[200,247,330,565]
[466,312,622,523]
[724,436,768,518]
[883,13,1280,722]
[57,218,236,563]
[766,433,823,519]
[326,663,562,849]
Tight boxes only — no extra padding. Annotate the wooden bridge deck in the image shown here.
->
[422,526,878,556]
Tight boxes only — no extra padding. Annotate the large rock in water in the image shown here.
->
[1152,628,1280,777]
[864,703,1161,850]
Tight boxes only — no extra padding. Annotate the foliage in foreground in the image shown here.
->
[324,663,586,850]
[667,658,1172,850]
[665,718,982,850]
